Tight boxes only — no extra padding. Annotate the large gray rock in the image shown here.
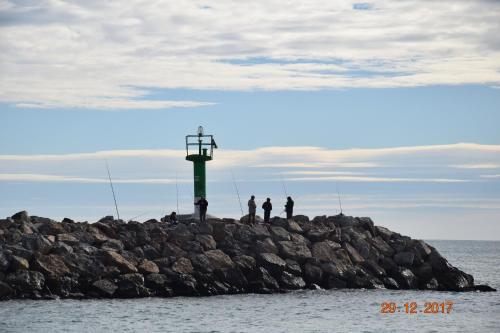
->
[172,257,194,275]
[280,272,306,289]
[101,250,138,274]
[11,211,30,222]
[92,279,118,297]
[205,250,234,269]
[394,252,415,266]
[21,234,52,254]
[33,254,71,278]
[138,259,160,274]
[255,238,279,254]
[311,241,341,262]
[342,242,364,264]
[390,267,418,289]
[258,253,286,277]
[270,227,291,241]
[278,241,312,263]
[6,270,45,291]
[195,234,217,251]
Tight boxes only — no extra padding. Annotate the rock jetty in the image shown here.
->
[0,211,495,300]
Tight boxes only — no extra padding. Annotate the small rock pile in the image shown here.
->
[0,211,495,300]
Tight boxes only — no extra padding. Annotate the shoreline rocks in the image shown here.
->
[0,211,496,300]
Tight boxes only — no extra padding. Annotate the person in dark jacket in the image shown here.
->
[285,196,294,220]
[262,198,272,223]
[169,211,178,225]
[196,196,208,223]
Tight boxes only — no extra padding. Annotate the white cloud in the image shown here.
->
[0,0,499,109]
[0,143,499,184]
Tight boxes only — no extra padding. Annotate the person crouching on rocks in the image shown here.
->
[285,196,294,220]
[248,195,256,224]
[196,196,208,223]
[262,198,272,223]
[169,211,178,225]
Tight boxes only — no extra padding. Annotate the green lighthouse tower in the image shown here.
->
[185,126,217,218]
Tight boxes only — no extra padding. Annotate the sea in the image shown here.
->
[0,240,499,333]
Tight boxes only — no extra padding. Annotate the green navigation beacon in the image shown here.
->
[185,126,218,219]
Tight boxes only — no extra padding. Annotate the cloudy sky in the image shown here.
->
[1,0,499,239]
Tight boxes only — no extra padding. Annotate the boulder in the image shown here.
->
[342,242,364,264]
[255,238,279,254]
[303,263,323,285]
[258,253,287,277]
[117,273,146,298]
[6,270,45,291]
[390,267,418,289]
[286,220,303,234]
[92,279,118,297]
[270,227,291,241]
[11,211,30,222]
[56,233,79,245]
[306,229,330,242]
[249,224,271,239]
[311,241,341,262]
[393,252,415,266]
[53,242,74,256]
[285,259,302,276]
[33,254,71,278]
[205,250,234,269]
[280,272,306,289]
[101,239,124,252]
[10,255,29,271]
[138,259,160,274]
[21,234,52,254]
[172,257,194,275]
[1,252,11,271]
[195,234,217,251]
[101,250,138,274]
[278,241,312,263]
[161,243,187,259]
[233,255,256,275]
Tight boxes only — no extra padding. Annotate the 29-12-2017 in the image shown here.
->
[380,301,454,314]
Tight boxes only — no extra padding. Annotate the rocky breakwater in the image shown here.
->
[0,211,495,300]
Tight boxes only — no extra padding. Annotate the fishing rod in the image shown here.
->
[336,183,343,215]
[105,160,121,221]
[231,171,244,216]
[175,172,180,215]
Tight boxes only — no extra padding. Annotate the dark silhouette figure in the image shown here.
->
[196,196,208,223]
[262,198,272,223]
[169,211,178,225]
[285,196,294,220]
[248,195,256,225]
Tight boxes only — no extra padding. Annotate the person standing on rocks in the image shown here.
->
[262,198,272,223]
[248,195,256,224]
[196,196,208,223]
[285,196,294,220]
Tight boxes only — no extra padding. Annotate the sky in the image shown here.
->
[0,0,499,240]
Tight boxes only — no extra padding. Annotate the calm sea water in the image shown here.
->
[0,240,499,333]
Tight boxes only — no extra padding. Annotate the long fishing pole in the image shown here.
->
[105,160,120,221]
[279,174,289,216]
[231,171,244,216]
[336,183,343,215]
[175,172,180,215]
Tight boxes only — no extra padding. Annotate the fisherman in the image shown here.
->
[248,195,256,225]
[285,196,294,220]
[262,197,272,223]
[196,196,208,223]
[169,211,178,225]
